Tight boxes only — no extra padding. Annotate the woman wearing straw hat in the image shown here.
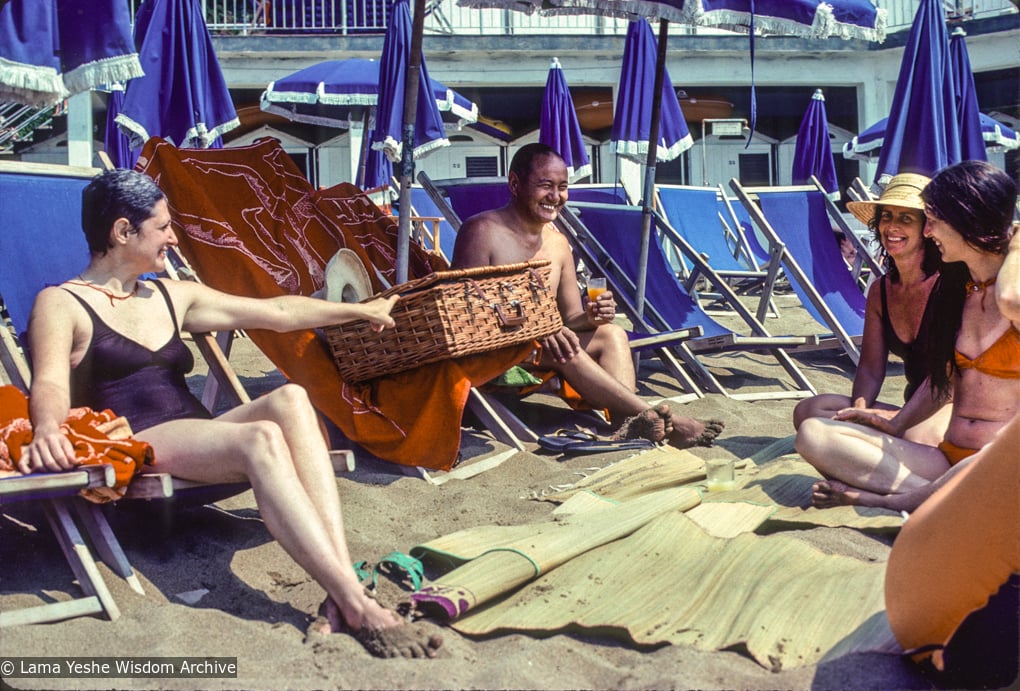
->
[793,173,959,444]
[795,161,1019,512]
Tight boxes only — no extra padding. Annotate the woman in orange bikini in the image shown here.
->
[795,160,1019,512]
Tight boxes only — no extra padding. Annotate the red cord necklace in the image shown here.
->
[65,275,138,307]
[965,276,997,312]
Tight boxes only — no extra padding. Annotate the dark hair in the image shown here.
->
[921,160,1018,255]
[81,169,165,255]
[866,204,940,282]
[920,161,1017,398]
[508,143,564,182]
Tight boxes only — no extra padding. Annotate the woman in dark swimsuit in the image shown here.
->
[795,161,1020,512]
[19,169,442,659]
[793,173,954,445]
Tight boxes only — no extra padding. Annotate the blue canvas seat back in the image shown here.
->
[723,198,770,266]
[755,191,866,334]
[444,182,510,224]
[568,186,628,205]
[571,205,730,339]
[0,171,91,336]
[658,187,747,273]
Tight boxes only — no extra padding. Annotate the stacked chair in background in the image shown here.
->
[654,184,780,318]
[557,201,818,401]
[729,178,884,365]
[419,172,817,401]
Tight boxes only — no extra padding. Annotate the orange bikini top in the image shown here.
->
[955,324,1020,379]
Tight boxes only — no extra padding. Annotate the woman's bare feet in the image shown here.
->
[312,596,444,659]
[812,480,890,509]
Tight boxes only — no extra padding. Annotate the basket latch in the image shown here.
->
[493,301,526,328]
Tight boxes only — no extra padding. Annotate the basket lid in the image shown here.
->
[378,259,552,299]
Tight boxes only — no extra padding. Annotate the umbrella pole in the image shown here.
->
[395,0,428,284]
[357,109,371,189]
[635,19,669,323]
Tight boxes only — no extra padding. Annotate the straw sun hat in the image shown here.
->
[314,248,373,303]
[846,173,931,226]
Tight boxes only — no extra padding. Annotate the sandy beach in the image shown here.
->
[0,292,938,691]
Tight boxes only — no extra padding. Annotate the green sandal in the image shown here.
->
[374,551,424,592]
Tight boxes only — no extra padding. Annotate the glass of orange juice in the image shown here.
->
[587,277,609,323]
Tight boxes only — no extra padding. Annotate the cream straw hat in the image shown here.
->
[846,173,931,226]
[312,248,373,303]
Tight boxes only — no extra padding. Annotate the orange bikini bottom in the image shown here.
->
[937,439,980,466]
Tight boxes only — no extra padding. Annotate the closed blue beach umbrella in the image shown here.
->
[103,87,137,169]
[371,0,448,163]
[0,0,141,106]
[874,0,958,183]
[948,28,988,163]
[373,0,453,282]
[116,0,239,149]
[792,89,838,198]
[540,57,591,182]
[611,19,691,165]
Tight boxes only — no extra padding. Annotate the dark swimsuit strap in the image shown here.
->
[62,278,180,336]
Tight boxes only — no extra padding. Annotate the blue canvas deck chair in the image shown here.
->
[654,184,782,317]
[417,173,705,398]
[0,160,260,624]
[0,162,142,626]
[729,178,879,365]
[822,177,885,289]
[557,200,817,401]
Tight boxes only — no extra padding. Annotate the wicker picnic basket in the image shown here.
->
[325,260,562,383]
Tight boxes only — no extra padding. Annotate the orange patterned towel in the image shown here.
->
[137,137,530,471]
[0,385,154,503]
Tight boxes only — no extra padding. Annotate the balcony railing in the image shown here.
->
[130,0,1017,36]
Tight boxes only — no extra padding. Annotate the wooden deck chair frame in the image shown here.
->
[848,176,878,203]
[417,172,705,401]
[557,201,817,401]
[729,178,867,365]
[0,325,133,627]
